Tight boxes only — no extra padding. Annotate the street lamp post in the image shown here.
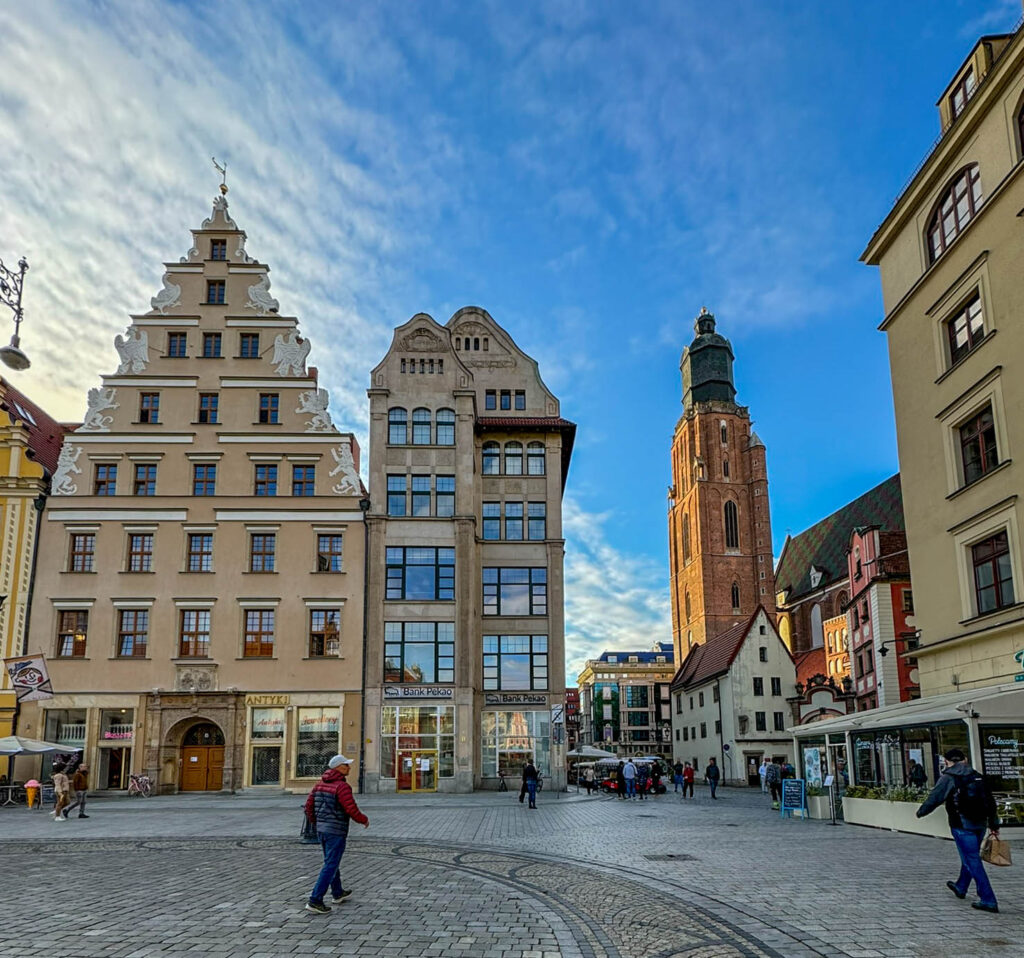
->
[0,256,31,370]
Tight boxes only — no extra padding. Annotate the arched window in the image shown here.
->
[482,441,500,475]
[720,422,728,444]
[687,630,693,648]
[412,407,432,444]
[504,442,523,475]
[681,514,691,562]
[927,164,982,263]
[473,337,480,350]
[722,458,730,479]
[724,501,739,549]
[388,407,407,444]
[836,590,848,613]
[685,591,692,621]
[526,442,545,475]
[436,408,455,445]
[731,581,740,610]
[811,603,824,649]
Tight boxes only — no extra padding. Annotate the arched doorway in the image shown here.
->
[180,722,226,791]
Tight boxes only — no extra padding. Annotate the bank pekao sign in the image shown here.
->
[485,693,548,706]
[383,686,454,700]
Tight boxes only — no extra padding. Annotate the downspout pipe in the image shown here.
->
[357,496,370,794]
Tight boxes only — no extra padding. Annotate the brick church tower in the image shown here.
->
[667,308,776,664]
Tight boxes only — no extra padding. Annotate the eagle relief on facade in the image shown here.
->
[246,273,280,315]
[114,327,149,374]
[271,331,310,376]
[149,273,182,314]
[79,387,119,432]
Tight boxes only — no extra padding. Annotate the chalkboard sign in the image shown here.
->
[780,778,806,818]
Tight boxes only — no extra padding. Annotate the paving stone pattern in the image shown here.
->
[1,786,1021,958]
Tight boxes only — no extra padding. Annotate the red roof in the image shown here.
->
[671,611,758,690]
[475,416,577,489]
[0,379,66,475]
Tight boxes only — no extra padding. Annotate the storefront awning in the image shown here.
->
[790,683,1024,738]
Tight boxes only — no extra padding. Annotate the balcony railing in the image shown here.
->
[55,724,85,744]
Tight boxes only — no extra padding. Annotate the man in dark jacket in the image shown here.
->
[916,748,1000,913]
[522,761,539,809]
[64,764,90,819]
[303,754,369,914]
[704,758,720,799]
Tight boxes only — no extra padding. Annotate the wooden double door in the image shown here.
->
[181,746,224,791]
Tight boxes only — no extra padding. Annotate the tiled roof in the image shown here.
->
[775,474,904,603]
[0,379,66,475]
[671,611,758,690]
[475,416,577,489]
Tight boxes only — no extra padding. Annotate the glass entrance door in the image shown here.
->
[396,750,438,792]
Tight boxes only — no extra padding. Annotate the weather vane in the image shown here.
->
[212,156,228,195]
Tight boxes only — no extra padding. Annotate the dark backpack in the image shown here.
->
[953,772,988,823]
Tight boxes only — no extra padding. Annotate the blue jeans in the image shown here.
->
[708,778,718,798]
[951,827,997,906]
[673,774,682,792]
[525,780,537,807]
[625,779,636,798]
[310,832,347,904]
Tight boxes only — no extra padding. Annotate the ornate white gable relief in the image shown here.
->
[271,331,310,376]
[80,387,119,432]
[246,273,280,315]
[202,194,237,229]
[296,388,335,433]
[150,273,182,314]
[809,565,823,589]
[235,234,256,264]
[114,327,149,374]
[329,440,362,495]
[399,328,445,352]
[52,443,82,496]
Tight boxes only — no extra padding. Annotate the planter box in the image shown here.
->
[842,797,950,839]
[805,794,833,820]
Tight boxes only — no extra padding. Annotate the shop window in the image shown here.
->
[309,609,341,657]
[179,610,211,657]
[100,708,134,742]
[386,547,455,601]
[316,534,344,572]
[979,724,1024,804]
[243,609,275,657]
[483,634,548,690]
[384,621,455,683]
[127,533,153,572]
[481,709,550,779]
[193,464,216,495]
[117,610,148,657]
[69,533,95,573]
[381,705,456,779]
[250,708,283,786]
[482,567,547,616]
[296,708,340,778]
[56,610,88,658]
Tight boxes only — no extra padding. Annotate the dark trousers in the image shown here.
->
[769,782,781,801]
[708,778,718,798]
[682,781,693,798]
[951,827,997,906]
[64,790,88,817]
[525,780,537,808]
[310,833,347,904]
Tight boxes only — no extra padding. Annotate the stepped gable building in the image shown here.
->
[667,308,776,664]
[862,20,1024,695]
[20,190,366,794]
[363,307,574,793]
[774,474,904,654]
[0,379,65,777]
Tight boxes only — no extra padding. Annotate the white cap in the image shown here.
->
[328,754,354,769]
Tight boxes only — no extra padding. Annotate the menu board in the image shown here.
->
[781,778,806,814]
[980,726,1024,792]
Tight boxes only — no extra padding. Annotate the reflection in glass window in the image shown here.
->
[384,621,455,684]
[482,567,547,615]
[386,547,455,600]
[483,635,548,691]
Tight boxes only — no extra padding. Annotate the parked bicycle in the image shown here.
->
[127,773,152,797]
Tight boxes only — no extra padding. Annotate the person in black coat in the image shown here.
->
[522,761,539,809]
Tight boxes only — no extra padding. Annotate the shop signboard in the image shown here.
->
[485,693,547,706]
[4,653,54,702]
[780,778,806,819]
[383,686,454,700]
[299,710,340,734]
[980,726,1024,794]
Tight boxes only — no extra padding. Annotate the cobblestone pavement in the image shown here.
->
[1,786,1021,958]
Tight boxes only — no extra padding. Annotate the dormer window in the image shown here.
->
[927,165,982,263]
[949,67,976,121]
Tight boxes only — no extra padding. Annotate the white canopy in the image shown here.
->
[566,745,618,759]
[0,735,82,756]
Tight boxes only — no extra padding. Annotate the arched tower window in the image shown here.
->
[811,603,824,649]
[685,591,692,621]
[731,581,740,611]
[724,500,739,549]
[388,407,407,444]
[681,514,691,562]
[926,164,982,263]
[720,422,728,444]
[722,458,730,479]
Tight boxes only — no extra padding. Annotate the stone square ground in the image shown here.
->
[0,785,1020,958]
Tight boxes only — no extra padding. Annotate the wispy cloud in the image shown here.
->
[563,497,671,681]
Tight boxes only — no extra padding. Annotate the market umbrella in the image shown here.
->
[0,736,82,756]
[565,746,617,759]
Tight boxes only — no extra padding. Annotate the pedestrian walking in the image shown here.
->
[64,764,90,819]
[907,759,928,788]
[758,759,768,793]
[765,759,782,806]
[704,758,720,799]
[616,761,627,799]
[636,762,649,800]
[303,754,369,915]
[916,748,1001,913]
[681,762,695,798]
[522,760,539,809]
[51,765,71,822]
[673,760,683,793]
[622,759,638,799]
[583,766,595,795]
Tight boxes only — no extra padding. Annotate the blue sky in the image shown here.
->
[0,0,1018,675]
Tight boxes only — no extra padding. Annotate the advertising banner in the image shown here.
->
[4,653,54,703]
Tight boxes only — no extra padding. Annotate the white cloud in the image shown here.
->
[562,497,672,682]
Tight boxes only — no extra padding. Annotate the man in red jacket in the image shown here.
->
[303,754,369,914]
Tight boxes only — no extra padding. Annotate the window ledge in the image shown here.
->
[201,302,229,307]
[109,656,149,661]
[235,657,277,661]
[935,329,997,385]
[252,422,283,427]
[54,657,89,661]
[384,599,455,604]
[171,657,212,662]
[191,421,220,426]
[303,656,345,661]
[946,459,1012,500]
[311,570,346,575]
[62,570,97,574]
[197,356,224,361]
[958,600,1024,626]
[243,571,278,575]
[119,570,155,575]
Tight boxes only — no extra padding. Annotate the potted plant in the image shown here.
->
[805,784,833,820]
[841,785,948,838]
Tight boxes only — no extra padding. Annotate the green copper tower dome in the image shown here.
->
[680,307,735,412]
